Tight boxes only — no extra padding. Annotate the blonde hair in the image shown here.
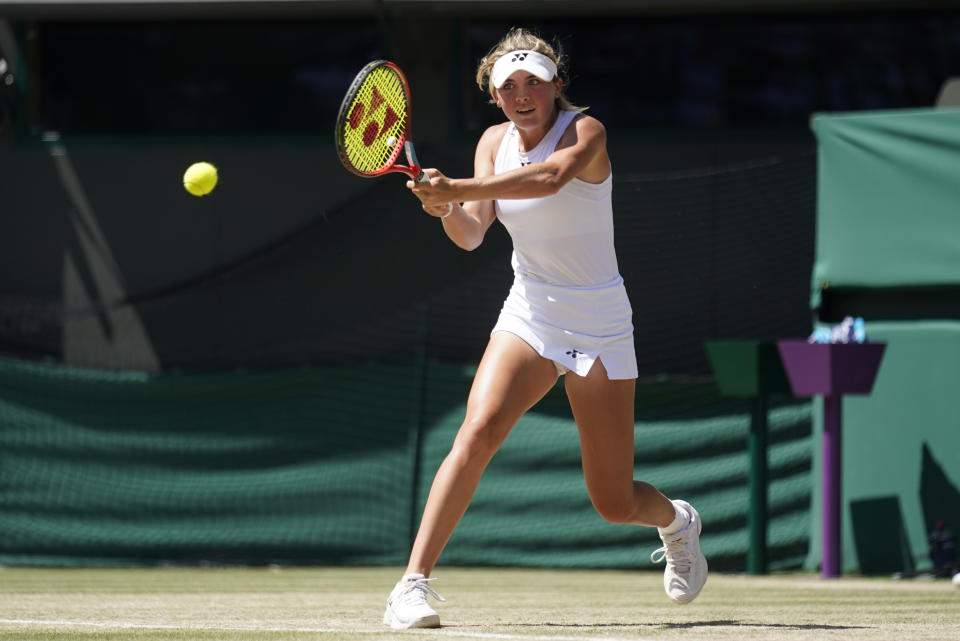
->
[475,27,587,113]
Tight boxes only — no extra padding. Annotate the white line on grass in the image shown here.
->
[0,618,655,641]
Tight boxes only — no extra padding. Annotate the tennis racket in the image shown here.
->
[335,60,428,183]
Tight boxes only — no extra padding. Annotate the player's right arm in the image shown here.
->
[414,124,505,251]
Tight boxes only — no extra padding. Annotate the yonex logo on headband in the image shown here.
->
[491,50,558,89]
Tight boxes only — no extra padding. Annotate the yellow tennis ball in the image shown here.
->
[183,162,218,196]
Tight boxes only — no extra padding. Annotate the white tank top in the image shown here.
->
[493,109,620,288]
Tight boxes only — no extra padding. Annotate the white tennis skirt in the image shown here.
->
[491,274,638,380]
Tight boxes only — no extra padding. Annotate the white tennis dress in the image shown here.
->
[491,109,638,379]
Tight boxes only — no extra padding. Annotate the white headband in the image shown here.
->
[491,50,558,89]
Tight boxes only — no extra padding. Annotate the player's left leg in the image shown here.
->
[564,359,707,604]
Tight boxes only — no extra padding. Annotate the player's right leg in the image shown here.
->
[384,331,558,629]
[565,359,707,605]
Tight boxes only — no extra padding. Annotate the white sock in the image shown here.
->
[402,572,425,582]
[658,501,690,535]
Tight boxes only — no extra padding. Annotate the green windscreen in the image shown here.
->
[0,356,814,569]
[0,358,416,566]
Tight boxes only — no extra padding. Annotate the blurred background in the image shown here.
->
[0,0,957,578]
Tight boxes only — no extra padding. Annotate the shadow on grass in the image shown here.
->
[658,620,871,631]
[464,620,871,631]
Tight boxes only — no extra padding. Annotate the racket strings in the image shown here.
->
[342,68,409,173]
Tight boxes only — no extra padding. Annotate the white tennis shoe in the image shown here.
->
[383,573,445,629]
[651,500,708,604]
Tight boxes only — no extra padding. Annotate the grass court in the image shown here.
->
[1,566,958,640]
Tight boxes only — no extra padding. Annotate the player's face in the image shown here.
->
[496,71,562,129]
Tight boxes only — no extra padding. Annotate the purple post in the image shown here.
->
[776,340,886,579]
[821,395,843,578]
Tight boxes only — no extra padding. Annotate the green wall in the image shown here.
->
[808,108,960,573]
[804,322,960,574]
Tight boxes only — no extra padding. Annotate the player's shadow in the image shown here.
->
[657,620,870,631]
[490,620,870,631]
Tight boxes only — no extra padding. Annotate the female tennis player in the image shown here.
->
[384,28,708,630]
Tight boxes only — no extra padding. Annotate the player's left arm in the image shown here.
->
[411,115,609,206]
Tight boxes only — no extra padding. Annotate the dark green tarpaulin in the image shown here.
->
[810,108,960,308]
